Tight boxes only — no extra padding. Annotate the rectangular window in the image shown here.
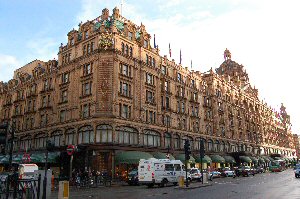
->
[44,79,49,91]
[85,31,89,39]
[60,110,66,122]
[82,82,92,96]
[120,82,130,97]
[144,40,148,48]
[166,97,170,109]
[61,90,68,102]
[83,63,92,75]
[161,65,166,75]
[82,104,90,118]
[146,91,155,103]
[120,64,131,77]
[146,73,154,85]
[121,104,131,119]
[181,102,185,113]
[128,32,133,40]
[177,73,182,82]
[42,96,47,107]
[164,81,169,92]
[62,73,69,83]
[70,38,74,45]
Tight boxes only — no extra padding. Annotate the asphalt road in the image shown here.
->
[50,169,300,199]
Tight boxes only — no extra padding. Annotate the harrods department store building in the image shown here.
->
[0,8,297,175]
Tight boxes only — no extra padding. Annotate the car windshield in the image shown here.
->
[244,166,250,169]
[224,168,230,171]
[190,170,199,174]
[129,170,137,175]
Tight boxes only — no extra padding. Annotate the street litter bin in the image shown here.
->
[178,176,184,187]
[58,181,69,199]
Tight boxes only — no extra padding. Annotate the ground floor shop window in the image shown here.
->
[96,125,113,143]
[78,125,94,144]
[116,126,138,145]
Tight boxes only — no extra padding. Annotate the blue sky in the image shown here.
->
[1,0,300,134]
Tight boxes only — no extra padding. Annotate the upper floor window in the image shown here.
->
[129,47,133,56]
[83,63,92,76]
[120,64,131,77]
[177,73,182,82]
[82,82,92,96]
[119,104,131,119]
[62,73,69,84]
[191,79,195,87]
[164,81,169,92]
[151,58,155,67]
[125,44,129,55]
[60,110,66,122]
[70,38,74,45]
[128,32,133,40]
[146,73,154,85]
[44,79,49,90]
[144,40,148,48]
[85,31,89,39]
[121,42,125,53]
[146,90,155,103]
[161,65,167,75]
[61,90,68,103]
[120,82,131,97]
[146,110,156,124]
[82,103,90,118]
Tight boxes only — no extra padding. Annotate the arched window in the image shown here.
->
[214,140,220,151]
[220,141,225,152]
[174,134,180,149]
[96,125,113,143]
[116,126,138,145]
[20,136,32,151]
[129,47,133,56]
[121,42,125,54]
[206,125,212,135]
[142,130,161,147]
[125,44,129,55]
[208,140,213,151]
[78,126,94,144]
[50,130,63,147]
[182,136,193,150]
[34,134,46,149]
[65,128,76,145]
[164,133,171,148]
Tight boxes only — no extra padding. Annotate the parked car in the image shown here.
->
[127,169,139,185]
[189,168,202,182]
[255,166,265,173]
[220,167,236,177]
[294,164,300,178]
[210,170,221,178]
[240,166,255,177]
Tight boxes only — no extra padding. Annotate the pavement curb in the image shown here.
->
[175,183,212,189]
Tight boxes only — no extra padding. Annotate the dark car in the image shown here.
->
[127,169,139,185]
[241,166,255,177]
[255,166,265,173]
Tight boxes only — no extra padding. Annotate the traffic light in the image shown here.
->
[200,139,205,159]
[184,140,191,161]
[0,123,8,154]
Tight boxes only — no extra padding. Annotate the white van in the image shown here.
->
[18,164,39,179]
[138,158,185,187]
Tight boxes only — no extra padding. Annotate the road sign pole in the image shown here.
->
[69,154,73,181]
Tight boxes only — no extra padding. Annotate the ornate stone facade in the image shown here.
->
[0,7,296,174]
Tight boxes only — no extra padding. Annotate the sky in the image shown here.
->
[0,0,299,134]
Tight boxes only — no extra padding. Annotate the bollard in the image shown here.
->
[58,181,69,199]
[178,176,184,187]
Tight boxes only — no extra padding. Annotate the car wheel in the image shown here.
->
[173,182,178,186]
[160,179,168,187]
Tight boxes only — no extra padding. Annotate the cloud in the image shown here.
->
[26,37,58,61]
[0,54,20,82]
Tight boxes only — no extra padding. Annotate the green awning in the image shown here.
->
[210,155,225,163]
[0,155,9,164]
[268,157,274,162]
[262,156,271,162]
[239,156,252,163]
[152,152,175,160]
[222,155,236,164]
[195,155,212,164]
[249,157,258,165]
[258,157,265,164]
[12,154,23,163]
[175,154,196,164]
[115,151,154,164]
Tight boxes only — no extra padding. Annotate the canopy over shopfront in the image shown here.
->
[195,155,212,164]
[222,155,236,164]
[152,152,175,160]
[262,156,271,162]
[115,151,154,164]
[249,157,258,165]
[175,154,196,164]
[0,152,60,164]
[210,155,225,163]
[239,156,252,163]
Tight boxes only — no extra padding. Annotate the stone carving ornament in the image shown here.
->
[98,31,113,50]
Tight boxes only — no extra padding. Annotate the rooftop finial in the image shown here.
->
[224,48,231,61]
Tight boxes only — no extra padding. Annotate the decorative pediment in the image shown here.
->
[16,71,31,83]
[8,79,18,89]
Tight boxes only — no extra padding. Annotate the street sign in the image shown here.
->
[67,145,75,156]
